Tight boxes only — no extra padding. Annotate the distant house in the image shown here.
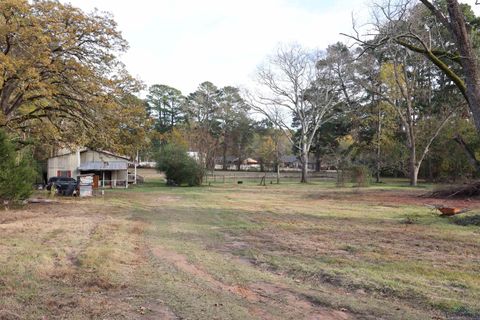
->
[280,155,316,170]
[280,155,301,168]
[241,158,259,165]
[214,156,260,170]
[47,148,131,188]
[214,156,234,170]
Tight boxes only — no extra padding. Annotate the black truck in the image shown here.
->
[46,177,78,196]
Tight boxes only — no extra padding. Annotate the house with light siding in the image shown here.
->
[47,148,131,188]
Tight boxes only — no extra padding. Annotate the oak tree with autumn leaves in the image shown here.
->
[0,0,146,156]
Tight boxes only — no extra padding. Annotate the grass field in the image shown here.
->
[1,170,480,319]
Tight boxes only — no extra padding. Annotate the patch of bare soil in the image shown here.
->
[150,245,352,320]
[151,246,261,302]
[148,195,182,207]
[139,302,178,320]
[251,282,350,320]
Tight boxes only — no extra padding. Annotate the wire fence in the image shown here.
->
[97,179,129,188]
[203,170,337,184]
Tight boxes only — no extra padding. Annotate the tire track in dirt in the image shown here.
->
[149,245,352,320]
[0,197,177,319]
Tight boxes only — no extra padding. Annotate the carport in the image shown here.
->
[78,161,129,188]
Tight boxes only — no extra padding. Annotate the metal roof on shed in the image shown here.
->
[49,148,130,160]
[78,161,128,171]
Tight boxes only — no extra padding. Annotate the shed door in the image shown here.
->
[93,175,99,189]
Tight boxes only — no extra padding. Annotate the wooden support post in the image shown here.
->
[134,150,138,185]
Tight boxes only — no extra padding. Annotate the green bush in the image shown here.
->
[155,144,204,186]
[350,165,371,187]
[0,130,37,204]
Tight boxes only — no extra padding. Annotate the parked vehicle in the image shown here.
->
[46,177,78,195]
[46,177,60,191]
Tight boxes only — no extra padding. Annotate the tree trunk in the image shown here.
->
[411,164,419,187]
[375,97,382,183]
[409,143,418,186]
[375,148,381,183]
[300,151,308,183]
[447,0,480,133]
[405,97,417,186]
[315,150,321,172]
[414,1,480,171]
[222,141,227,171]
[454,134,480,172]
[408,143,425,187]
[207,148,216,171]
[276,163,280,184]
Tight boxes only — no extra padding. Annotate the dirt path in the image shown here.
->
[149,245,351,320]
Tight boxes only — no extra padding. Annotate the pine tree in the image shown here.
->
[0,130,37,204]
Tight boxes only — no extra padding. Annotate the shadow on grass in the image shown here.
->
[452,214,480,226]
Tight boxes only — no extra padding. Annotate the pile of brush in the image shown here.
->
[424,181,480,199]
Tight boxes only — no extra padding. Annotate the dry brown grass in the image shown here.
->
[1,178,480,319]
[0,198,174,319]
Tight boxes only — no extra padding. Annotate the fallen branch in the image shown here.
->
[422,181,480,198]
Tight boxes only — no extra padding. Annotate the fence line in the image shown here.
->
[204,171,337,184]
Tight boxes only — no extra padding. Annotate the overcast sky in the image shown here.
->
[63,0,479,95]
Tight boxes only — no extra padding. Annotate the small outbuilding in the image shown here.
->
[47,148,131,188]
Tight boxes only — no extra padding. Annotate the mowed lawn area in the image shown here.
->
[1,172,480,319]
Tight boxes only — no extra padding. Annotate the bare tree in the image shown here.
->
[248,44,338,183]
[376,49,455,186]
